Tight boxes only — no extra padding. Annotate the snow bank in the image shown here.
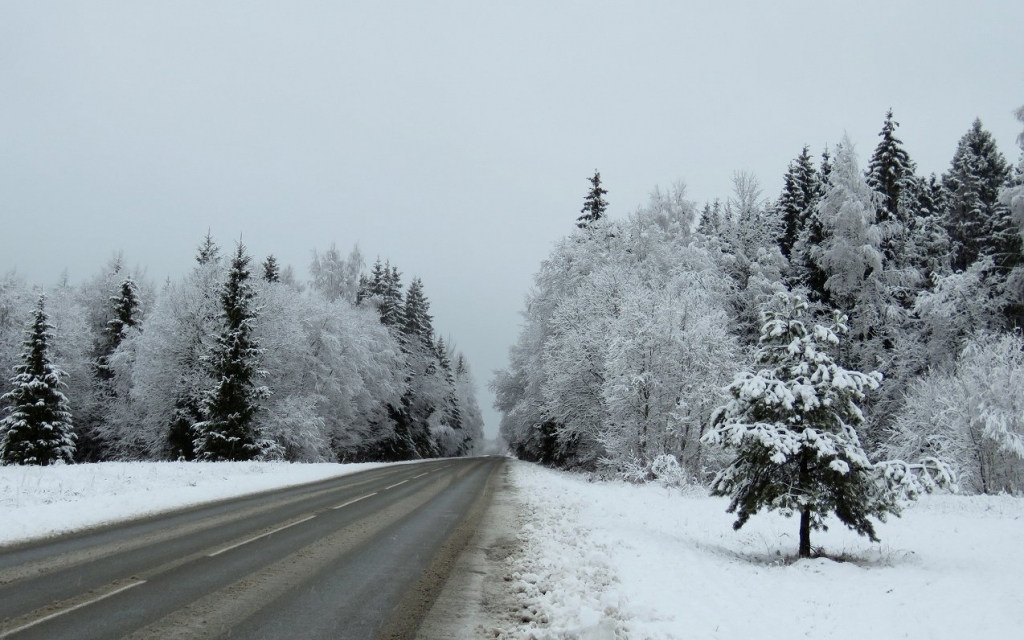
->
[0,460,388,546]
[505,461,1024,639]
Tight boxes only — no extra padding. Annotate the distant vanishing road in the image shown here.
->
[0,457,504,639]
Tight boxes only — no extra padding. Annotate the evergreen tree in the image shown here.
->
[697,199,725,237]
[576,170,609,229]
[194,242,269,461]
[819,147,833,192]
[777,146,820,259]
[106,278,140,350]
[380,264,405,328]
[262,255,281,283]
[703,293,911,556]
[359,259,405,328]
[0,295,75,465]
[402,278,434,341]
[866,110,917,224]
[942,119,1014,272]
[196,230,220,266]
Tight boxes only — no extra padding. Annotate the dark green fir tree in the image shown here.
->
[866,110,917,224]
[194,242,269,461]
[196,230,221,266]
[777,146,820,259]
[0,295,76,465]
[576,170,609,229]
[262,255,281,283]
[943,118,1014,272]
[403,278,434,342]
[703,293,886,557]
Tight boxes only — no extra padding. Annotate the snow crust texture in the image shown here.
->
[502,461,1024,639]
[0,460,386,545]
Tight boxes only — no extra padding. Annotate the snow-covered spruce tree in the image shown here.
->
[576,170,608,229]
[262,255,280,283]
[866,110,917,225]
[100,278,140,376]
[777,146,820,261]
[943,118,1014,274]
[193,242,270,461]
[0,295,75,465]
[702,292,953,557]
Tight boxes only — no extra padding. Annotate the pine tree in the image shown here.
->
[943,118,1014,272]
[576,170,609,229]
[0,295,76,465]
[194,242,269,461]
[866,110,917,224]
[702,293,886,557]
[262,255,281,283]
[777,146,820,259]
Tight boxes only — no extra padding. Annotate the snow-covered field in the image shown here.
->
[0,460,388,546]
[504,461,1024,640]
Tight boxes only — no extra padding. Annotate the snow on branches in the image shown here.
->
[703,292,955,556]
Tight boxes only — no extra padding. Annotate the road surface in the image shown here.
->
[0,456,503,639]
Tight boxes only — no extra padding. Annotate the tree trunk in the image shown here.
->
[799,506,811,557]
[798,446,812,557]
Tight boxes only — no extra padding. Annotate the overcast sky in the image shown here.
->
[2,1,1022,438]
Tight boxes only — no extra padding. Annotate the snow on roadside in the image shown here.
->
[504,460,1024,640]
[0,460,390,546]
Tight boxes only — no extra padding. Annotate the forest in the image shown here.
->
[493,105,1024,498]
[0,236,484,464]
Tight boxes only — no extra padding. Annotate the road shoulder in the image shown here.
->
[415,458,523,639]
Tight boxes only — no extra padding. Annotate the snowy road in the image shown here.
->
[0,457,502,639]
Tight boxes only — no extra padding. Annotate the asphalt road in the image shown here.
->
[0,456,504,639]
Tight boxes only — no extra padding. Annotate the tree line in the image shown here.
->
[0,235,484,465]
[495,105,1024,498]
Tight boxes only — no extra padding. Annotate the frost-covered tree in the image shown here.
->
[703,293,953,557]
[0,295,75,465]
[0,273,33,403]
[194,242,270,461]
[310,243,363,304]
[1002,103,1024,237]
[811,137,884,310]
[889,333,1024,494]
[576,170,608,229]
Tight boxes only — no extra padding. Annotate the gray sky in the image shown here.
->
[2,1,1022,438]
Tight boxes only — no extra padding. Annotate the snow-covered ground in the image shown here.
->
[504,460,1024,640]
[0,460,389,546]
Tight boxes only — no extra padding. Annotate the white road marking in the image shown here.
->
[384,480,408,490]
[412,472,429,478]
[0,580,146,638]
[331,493,378,509]
[208,515,316,557]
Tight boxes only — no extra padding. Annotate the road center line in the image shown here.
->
[412,472,429,478]
[331,493,378,509]
[208,515,317,557]
[384,480,408,490]
[0,580,146,639]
